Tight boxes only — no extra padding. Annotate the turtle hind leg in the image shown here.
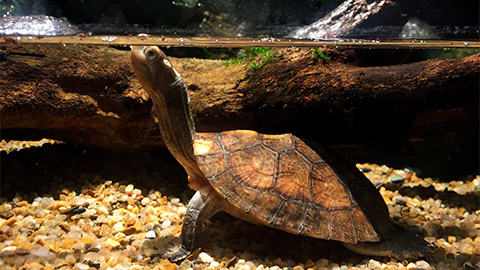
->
[161,187,223,263]
[342,230,435,261]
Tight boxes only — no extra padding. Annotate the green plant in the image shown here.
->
[224,47,274,73]
[311,48,330,62]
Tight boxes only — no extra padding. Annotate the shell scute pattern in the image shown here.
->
[193,130,379,243]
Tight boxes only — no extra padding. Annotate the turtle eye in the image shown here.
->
[145,48,157,59]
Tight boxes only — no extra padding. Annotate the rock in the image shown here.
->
[406,262,417,270]
[104,238,121,249]
[125,184,134,193]
[30,247,50,257]
[367,259,382,269]
[15,247,30,255]
[415,260,431,269]
[74,263,91,270]
[198,252,214,263]
[178,260,192,270]
[65,254,77,264]
[158,259,178,270]
[0,246,17,256]
[141,197,151,206]
[145,229,157,239]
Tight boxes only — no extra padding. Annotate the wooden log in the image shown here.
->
[0,45,478,153]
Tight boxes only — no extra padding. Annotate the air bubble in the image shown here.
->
[101,36,117,42]
[464,42,469,47]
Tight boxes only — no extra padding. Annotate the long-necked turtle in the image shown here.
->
[130,46,432,262]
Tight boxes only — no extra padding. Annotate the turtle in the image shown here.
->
[130,46,432,262]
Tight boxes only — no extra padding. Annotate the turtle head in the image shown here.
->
[130,46,181,96]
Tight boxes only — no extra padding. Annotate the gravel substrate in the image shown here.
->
[0,141,479,270]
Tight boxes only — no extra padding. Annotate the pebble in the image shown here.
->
[104,238,121,249]
[209,261,220,268]
[367,259,382,269]
[198,252,214,263]
[141,197,151,206]
[415,260,431,269]
[125,184,134,193]
[255,265,265,270]
[145,229,157,239]
[0,246,17,256]
[406,262,417,269]
[30,247,50,257]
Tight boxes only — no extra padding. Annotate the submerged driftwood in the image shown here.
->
[0,45,478,153]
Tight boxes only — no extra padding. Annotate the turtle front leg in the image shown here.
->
[163,186,222,263]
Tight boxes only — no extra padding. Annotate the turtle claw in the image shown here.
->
[161,244,190,263]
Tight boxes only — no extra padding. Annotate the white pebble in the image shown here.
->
[238,265,251,270]
[198,252,214,263]
[209,261,220,268]
[67,230,82,238]
[141,197,151,206]
[0,246,17,256]
[171,198,180,204]
[112,222,124,233]
[415,260,431,269]
[74,262,91,270]
[161,220,172,229]
[145,229,156,239]
[4,204,12,211]
[406,262,417,270]
[367,259,382,269]
[125,184,134,192]
[97,206,108,215]
[31,247,50,257]
[255,265,265,270]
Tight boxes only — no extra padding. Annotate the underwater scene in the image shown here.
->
[0,1,479,270]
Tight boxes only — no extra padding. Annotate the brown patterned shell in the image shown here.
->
[193,130,394,244]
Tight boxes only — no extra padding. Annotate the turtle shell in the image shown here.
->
[193,130,394,244]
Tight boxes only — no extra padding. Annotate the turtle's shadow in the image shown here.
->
[201,212,370,265]
[0,143,190,202]
[397,185,479,213]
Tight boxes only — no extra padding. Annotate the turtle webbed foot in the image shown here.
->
[390,231,436,261]
[343,230,435,261]
[160,244,191,263]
